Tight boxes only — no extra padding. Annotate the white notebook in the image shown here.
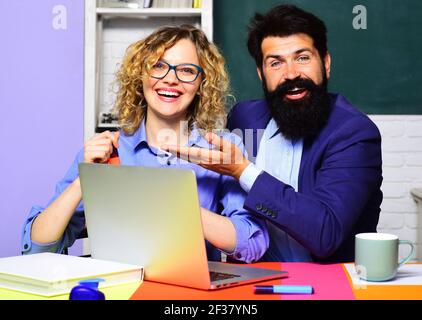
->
[344,263,422,286]
[0,253,143,297]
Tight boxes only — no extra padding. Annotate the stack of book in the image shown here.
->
[0,253,143,297]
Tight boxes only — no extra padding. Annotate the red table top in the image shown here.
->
[130,262,356,300]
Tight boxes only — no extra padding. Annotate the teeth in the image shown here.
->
[286,87,305,95]
[158,90,181,97]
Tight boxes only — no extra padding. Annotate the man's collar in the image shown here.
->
[270,128,281,140]
[267,118,281,140]
[267,118,302,144]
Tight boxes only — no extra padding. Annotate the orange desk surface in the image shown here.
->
[129,262,422,300]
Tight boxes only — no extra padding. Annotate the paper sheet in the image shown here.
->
[344,263,422,286]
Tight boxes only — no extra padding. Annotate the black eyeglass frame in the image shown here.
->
[150,61,204,83]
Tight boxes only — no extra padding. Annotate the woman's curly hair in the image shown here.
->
[114,24,231,135]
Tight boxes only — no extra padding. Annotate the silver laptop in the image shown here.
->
[78,163,287,290]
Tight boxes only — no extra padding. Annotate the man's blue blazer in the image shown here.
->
[227,94,383,263]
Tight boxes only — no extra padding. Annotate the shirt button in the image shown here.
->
[24,244,29,250]
[236,253,242,259]
[167,160,171,166]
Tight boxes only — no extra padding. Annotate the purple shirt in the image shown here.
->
[21,120,269,263]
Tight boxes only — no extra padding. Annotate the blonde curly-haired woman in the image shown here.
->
[22,25,269,263]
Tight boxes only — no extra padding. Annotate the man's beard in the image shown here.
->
[263,72,331,140]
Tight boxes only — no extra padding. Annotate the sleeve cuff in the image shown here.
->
[222,218,250,261]
[239,163,262,193]
[21,212,61,255]
[224,215,268,263]
[22,240,61,255]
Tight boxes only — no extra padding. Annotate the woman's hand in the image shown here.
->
[84,131,120,163]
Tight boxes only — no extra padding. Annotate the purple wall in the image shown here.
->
[0,0,84,257]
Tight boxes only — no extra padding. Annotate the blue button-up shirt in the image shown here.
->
[22,120,269,263]
[240,118,312,262]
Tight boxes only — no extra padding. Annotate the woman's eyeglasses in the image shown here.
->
[150,61,203,83]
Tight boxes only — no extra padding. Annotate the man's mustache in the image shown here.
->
[263,73,330,140]
[270,77,317,97]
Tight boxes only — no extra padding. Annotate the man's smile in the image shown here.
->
[284,87,308,100]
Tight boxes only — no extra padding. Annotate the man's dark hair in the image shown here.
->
[247,4,328,68]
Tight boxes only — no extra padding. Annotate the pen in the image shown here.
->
[254,285,314,294]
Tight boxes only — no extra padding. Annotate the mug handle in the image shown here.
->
[398,240,415,267]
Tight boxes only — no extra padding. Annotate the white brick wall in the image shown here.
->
[370,115,422,261]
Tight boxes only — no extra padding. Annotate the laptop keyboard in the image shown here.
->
[210,271,241,282]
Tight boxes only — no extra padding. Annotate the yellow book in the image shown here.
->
[0,253,143,297]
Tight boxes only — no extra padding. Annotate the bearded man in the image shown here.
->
[163,4,383,263]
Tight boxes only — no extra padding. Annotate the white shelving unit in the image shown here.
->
[84,0,213,141]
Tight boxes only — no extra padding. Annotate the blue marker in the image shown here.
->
[254,285,314,294]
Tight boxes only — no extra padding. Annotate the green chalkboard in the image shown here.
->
[214,0,422,114]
